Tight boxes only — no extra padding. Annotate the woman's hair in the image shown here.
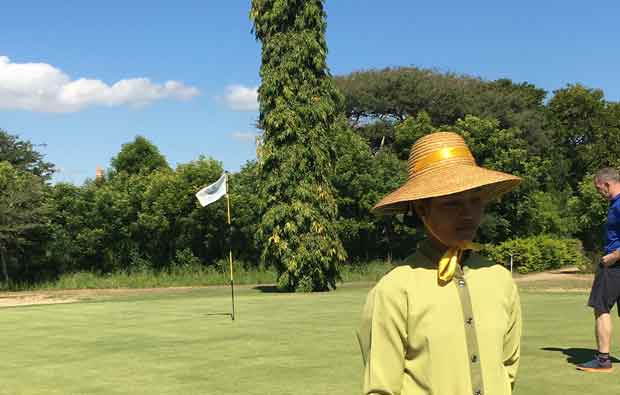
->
[401,201,426,228]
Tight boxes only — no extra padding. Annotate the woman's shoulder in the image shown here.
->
[376,265,414,288]
[374,252,435,289]
[467,251,515,282]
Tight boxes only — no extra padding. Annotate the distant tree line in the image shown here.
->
[1,66,619,287]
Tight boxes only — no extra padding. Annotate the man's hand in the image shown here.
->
[601,250,620,266]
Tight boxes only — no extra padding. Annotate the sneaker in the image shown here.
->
[576,358,613,372]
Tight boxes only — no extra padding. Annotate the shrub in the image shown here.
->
[172,248,202,270]
[481,235,588,274]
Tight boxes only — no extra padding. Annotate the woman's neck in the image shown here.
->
[427,235,448,252]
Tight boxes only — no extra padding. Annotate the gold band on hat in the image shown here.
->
[412,146,474,173]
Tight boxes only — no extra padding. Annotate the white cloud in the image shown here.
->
[231,131,258,143]
[223,84,258,111]
[0,56,200,112]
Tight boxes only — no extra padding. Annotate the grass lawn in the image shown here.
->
[1,281,620,394]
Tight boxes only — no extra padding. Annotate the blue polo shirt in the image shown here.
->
[605,193,620,256]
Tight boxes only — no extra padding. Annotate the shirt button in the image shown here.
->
[458,280,466,287]
[474,390,482,395]
[466,317,473,325]
[471,355,478,363]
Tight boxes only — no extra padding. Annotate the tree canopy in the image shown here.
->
[111,135,169,176]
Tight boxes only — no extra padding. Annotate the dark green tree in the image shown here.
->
[0,162,48,285]
[111,135,169,176]
[547,84,620,189]
[251,0,346,291]
[228,161,262,264]
[334,67,547,134]
[144,156,227,269]
[0,129,55,180]
[331,129,417,261]
[453,116,559,241]
[46,182,101,273]
[569,174,609,251]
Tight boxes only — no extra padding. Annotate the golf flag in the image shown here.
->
[196,173,227,207]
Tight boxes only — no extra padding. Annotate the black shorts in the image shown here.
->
[588,265,620,315]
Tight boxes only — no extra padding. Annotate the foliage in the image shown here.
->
[0,162,48,285]
[521,190,579,237]
[453,116,559,241]
[334,67,547,136]
[0,129,55,180]
[568,174,609,250]
[228,161,262,263]
[331,128,420,261]
[46,182,100,273]
[481,235,588,274]
[110,135,169,175]
[7,48,620,284]
[46,155,227,276]
[546,84,619,189]
[251,0,346,291]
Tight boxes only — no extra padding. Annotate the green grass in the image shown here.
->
[1,283,620,394]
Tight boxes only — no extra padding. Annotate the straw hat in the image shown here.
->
[372,131,521,214]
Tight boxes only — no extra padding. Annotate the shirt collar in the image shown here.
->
[611,193,620,205]
[417,239,473,268]
[418,239,447,264]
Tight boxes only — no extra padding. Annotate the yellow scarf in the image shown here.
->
[436,244,479,283]
[422,216,479,283]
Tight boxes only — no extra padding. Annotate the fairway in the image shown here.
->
[2,284,620,394]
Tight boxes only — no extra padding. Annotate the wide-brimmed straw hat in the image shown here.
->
[372,131,521,214]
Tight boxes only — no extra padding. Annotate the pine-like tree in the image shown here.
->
[251,0,346,291]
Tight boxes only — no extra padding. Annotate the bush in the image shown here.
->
[172,248,202,270]
[481,235,588,274]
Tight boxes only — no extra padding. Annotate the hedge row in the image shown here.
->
[481,235,589,274]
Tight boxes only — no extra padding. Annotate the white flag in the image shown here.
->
[196,173,227,207]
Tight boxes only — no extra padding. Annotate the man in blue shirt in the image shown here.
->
[578,167,620,372]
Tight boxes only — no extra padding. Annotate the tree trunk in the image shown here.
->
[0,248,9,287]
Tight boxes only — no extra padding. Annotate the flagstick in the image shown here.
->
[195,172,234,320]
[226,191,235,321]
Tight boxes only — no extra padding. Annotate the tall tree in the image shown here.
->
[251,0,346,291]
[111,135,169,176]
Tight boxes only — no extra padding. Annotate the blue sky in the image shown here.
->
[1,0,619,184]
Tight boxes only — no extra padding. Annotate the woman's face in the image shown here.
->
[416,189,486,248]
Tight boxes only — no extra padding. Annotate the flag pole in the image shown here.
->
[225,173,235,321]
[195,171,235,320]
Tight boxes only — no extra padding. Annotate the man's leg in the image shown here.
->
[577,311,613,371]
[578,278,614,373]
[595,311,612,353]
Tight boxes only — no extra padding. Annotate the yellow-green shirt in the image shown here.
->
[358,241,521,395]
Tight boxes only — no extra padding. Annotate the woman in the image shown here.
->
[358,131,522,395]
